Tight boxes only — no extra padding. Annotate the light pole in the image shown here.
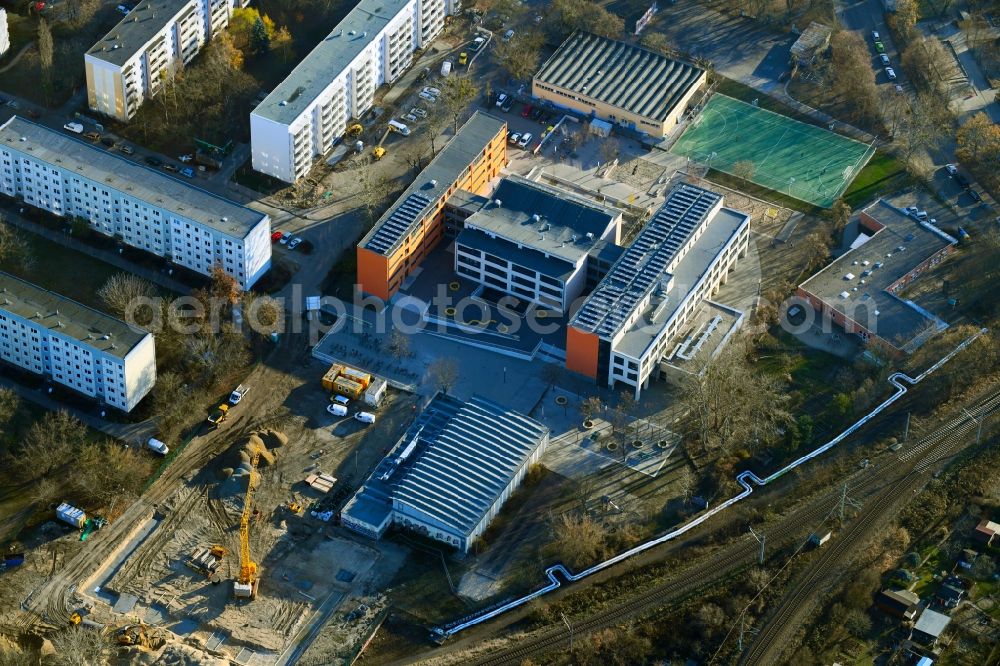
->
[962,408,984,445]
[749,527,765,565]
[561,612,573,650]
[787,177,795,196]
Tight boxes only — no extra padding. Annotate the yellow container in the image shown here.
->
[333,376,364,400]
[340,366,372,390]
[321,364,343,392]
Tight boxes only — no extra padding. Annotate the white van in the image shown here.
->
[146,438,169,456]
[440,60,453,77]
[63,122,84,134]
[354,412,376,425]
[327,403,348,417]
[388,119,411,136]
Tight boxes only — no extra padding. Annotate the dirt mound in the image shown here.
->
[259,429,288,448]
[141,641,228,665]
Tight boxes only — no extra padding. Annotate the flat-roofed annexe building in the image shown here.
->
[533,31,706,137]
[0,117,271,289]
[341,393,550,552]
[250,0,453,183]
[566,184,751,398]
[357,112,508,301]
[0,273,155,412]
[85,0,234,122]
[453,175,622,313]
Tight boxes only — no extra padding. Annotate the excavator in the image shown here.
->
[233,442,261,599]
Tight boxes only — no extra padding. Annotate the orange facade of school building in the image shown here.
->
[357,127,509,301]
[565,325,600,379]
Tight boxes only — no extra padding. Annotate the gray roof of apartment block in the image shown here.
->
[534,31,705,123]
[462,175,621,265]
[87,0,193,67]
[392,393,549,536]
[0,272,148,359]
[360,112,506,256]
[253,0,412,125]
[0,117,267,238]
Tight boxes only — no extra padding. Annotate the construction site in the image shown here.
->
[0,348,417,665]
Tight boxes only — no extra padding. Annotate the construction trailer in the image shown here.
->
[56,502,87,529]
[322,364,344,392]
[365,377,388,407]
[334,376,365,400]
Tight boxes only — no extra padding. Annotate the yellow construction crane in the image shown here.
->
[233,443,261,599]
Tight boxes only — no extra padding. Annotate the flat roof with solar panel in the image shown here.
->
[572,184,724,342]
[359,111,506,257]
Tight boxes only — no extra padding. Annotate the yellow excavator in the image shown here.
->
[233,442,261,599]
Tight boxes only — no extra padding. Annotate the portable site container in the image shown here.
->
[321,364,344,392]
[56,502,87,529]
[340,367,372,390]
[364,378,387,407]
[333,376,364,400]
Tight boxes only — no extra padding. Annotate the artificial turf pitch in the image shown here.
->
[670,95,875,208]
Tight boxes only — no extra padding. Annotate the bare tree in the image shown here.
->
[357,162,391,228]
[98,273,155,320]
[384,329,411,359]
[493,31,545,81]
[441,76,478,134]
[0,387,20,433]
[47,625,112,665]
[428,358,459,394]
[580,396,603,423]
[38,19,54,103]
[9,411,88,481]
[732,160,757,183]
[0,220,32,270]
[152,371,191,444]
[551,511,607,569]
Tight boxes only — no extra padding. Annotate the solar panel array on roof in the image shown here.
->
[572,184,721,339]
[393,395,549,534]
[535,31,704,123]
[364,192,433,254]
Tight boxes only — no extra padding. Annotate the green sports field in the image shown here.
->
[670,95,875,208]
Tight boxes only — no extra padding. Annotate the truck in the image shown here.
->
[229,384,250,405]
[56,502,87,529]
[440,60,453,76]
[206,403,229,427]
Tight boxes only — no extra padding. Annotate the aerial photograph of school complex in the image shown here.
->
[0,0,998,662]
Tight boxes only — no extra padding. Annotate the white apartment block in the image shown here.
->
[0,273,156,412]
[85,0,234,121]
[0,9,10,58]
[0,117,271,289]
[251,0,454,183]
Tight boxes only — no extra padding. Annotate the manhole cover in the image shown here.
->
[554,395,568,405]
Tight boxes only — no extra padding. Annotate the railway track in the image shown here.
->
[465,386,1000,666]
[737,388,1000,665]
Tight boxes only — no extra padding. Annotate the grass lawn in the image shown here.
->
[842,151,911,208]
[673,94,875,208]
[5,234,123,309]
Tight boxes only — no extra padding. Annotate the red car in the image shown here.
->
[271,230,284,242]
[521,104,533,118]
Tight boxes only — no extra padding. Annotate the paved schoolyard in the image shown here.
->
[671,95,875,208]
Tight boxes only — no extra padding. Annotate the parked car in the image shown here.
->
[508,132,521,145]
[968,189,982,202]
[120,144,135,155]
[288,237,302,249]
[180,167,195,178]
[146,438,169,456]
[179,154,193,163]
[517,132,533,148]
[163,163,178,172]
[470,36,486,51]
[332,394,350,406]
[417,66,430,81]
[116,4,130,14]
[885,67,896,80]
[101,137,115,147]
[419,91,437,102]
[458,52,468,66]
[880,54,890,65]
[945,164,958,175]
[501,96,513,112]
[83,131,101,141]
[327,403,348,417]
[422,86,441,96]
[271,230,284,242]
[440,60,453,76]
[872,30,880,40]
[354,411,376,424]
[495,92,508,108]
[6,100,19,109]
[402,112,418,122]
[410,107,427,118]
[502,29,514,42]
[279,232,292,244]
[63,122,84,134]
[521,104,533,118]
[895,83,904,93]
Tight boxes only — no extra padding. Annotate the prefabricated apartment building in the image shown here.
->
[251,0,456,183]
[0,272,156,412]
[85,0,246,122]
[0,117,271,289]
